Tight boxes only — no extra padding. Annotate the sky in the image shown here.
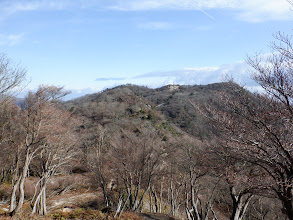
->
[0,0,293,99]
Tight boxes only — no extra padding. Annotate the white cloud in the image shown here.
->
[21,60,262,100]
[0,0,73,22]
[1,0,73,14]
[236,0,293,22]
[109,0,293,22]
[93,60,258,92]
[109,0,234,11]
[133,60,257,87]
[0,0,292,22]
[0,33,24,46]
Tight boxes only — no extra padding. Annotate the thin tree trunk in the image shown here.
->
[119,193,130,217]
[9,148,21,212]
[159,181,162,213]
[149,188,152,212]
[114,195,123,218]
[134,184,151,211]
[230,187,253,220]
[32,189,42,214]
[9,177,21,212]
[100,178,109,206]
[185,187,193,220]
[12,174,26,214]
[170,180,175,216]
[152,185,159,213]
[39,183,47,215]
[32,182,47,215]
[11,151,31,215]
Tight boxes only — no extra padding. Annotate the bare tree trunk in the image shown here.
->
[31,188,42,214]
[186,208,193,220]
[115,193,130,218]
[152,185,159,213]
[9,148,21,212]
[185,188,193,220]
[133,178,141,210]
[9,177,20,212]
[230,186,253,220]
[170,180,175,216]
[159,181,163,213]
[96,136,110,207]
[99,174,109,206]
[134,184,151,211]
[127,179,134,210]
[11,150,31,215]
[32,180,47,215]
[43,185,47,215]
[114,195,123,218]
[149,188,152,212]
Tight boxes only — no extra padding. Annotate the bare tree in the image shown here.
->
[0,53,26,98]
[0,53,26,184]
[172,139,219,220]
[0,101,20,184]
[110,130,165,212]
[225,166,255,220]
[30,107,79,215]
[9,85,69,215]
[245,32,293,219]
[86,125,113,207]
[212,141,264,220]
[201,77,293,219]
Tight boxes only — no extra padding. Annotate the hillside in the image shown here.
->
[65,85,184,143]
[58,82,259,219]
[126,83,233,139]
[66,82,237,140]
[0,82,287,220]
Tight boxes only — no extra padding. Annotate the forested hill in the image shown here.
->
[1,82,288,219]
[65,82,238,140]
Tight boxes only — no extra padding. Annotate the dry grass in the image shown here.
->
[0,210,53,220]
[120,212,143,220]
[0,209,143,220]
[0,173,144,219]
[50,209,142,220]
[0,184,12,201]
[50,209,105,220]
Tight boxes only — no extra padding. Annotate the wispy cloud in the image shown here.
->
[198,9,216,21]
[93,60,258,91]
[1,0,73,14]
[65,60,262,100]
[62,59,263,100]
[0,33,25,46]
[1,0,292,22]
[132,60,260,88]
[236,1,293,22]
[133,61,257,86]
[108,0,293,22]
[108,0,234,11]
[0,0,74,21]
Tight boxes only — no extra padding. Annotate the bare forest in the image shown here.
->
[0,29,292,220]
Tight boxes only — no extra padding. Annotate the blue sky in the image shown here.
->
[0,0,292,99]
